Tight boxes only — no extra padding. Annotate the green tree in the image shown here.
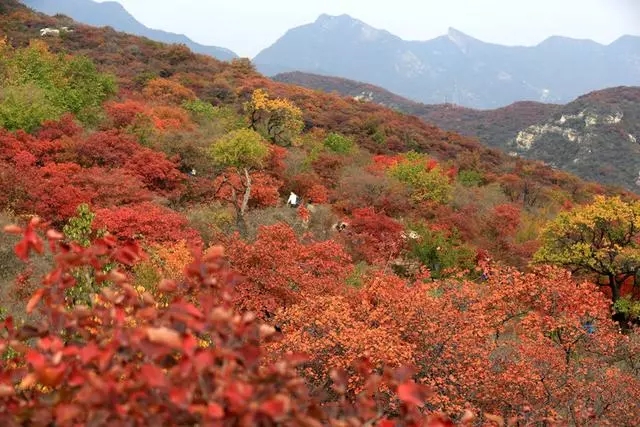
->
[0,84,61,133]
[209,129,270,235]
[209,129,269,170]
[388,152,452,204]
[63,203,96,248]
[534,195,640,304]
[62,204,109,306]
[404,224,476,279]
[0,40,115,131]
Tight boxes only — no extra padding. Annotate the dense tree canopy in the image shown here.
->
[535,195,640,303]
[0,4,639,425]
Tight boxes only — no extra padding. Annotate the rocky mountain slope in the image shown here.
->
[506,87,640,190]
[256,14,640,109]
[20,0,238,60]
[274,72,640,191]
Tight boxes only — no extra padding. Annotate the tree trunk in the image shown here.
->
[609,274,620,303]
[235,168,252,237]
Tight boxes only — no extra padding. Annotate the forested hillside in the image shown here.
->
[275,71,640,192]
[1,2,640,425]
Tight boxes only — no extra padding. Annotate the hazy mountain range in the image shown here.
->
[20,0,238,60]
[255,14,640,109]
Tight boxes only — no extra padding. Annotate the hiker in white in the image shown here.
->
[40,28,60,37]
[287,192,299,207]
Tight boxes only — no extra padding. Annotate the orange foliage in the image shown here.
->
[224,223,352,314]
[142,78,196,105]
[150,240,194,281]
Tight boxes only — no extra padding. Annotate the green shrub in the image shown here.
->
[458,169,484,187]
[323,132,354,154]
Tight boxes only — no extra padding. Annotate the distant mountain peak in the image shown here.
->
[312,13,390,42]
[315,13,366,30]
[447,27,478,53]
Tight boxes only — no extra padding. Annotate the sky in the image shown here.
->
[95,0,640,58]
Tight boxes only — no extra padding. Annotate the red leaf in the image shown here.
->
[397,381,424,407]
[207,402,225,419]
[169,387,191,407]
[14,239,29,261]
[224,382,253,410]
[38,365,66,387]
[0,384,15,398]
[79,343,101,364]
[26,289,45,314]
[3,224,22,234]
[182,334,198,356]
[141,364,167,388]
[55,403,82,424]
[193,351,214,373]
[147,326,182,350]
[259,395,290,420]
[26,349,46,370]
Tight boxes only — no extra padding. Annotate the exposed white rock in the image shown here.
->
[630,134,637,144]
[353,91,374,102]
[515,123,583,150]
[604,112,623,124]
[515,129,538,150]
[585,115,598,127]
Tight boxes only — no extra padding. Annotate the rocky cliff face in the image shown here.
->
[506,88,640,190]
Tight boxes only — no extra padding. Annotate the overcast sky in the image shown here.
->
[95,0,640,58]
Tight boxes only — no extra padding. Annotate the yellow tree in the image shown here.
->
[245,89,303,146]
[534,195,640,304]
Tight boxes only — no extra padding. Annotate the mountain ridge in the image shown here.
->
[20,0,238,60]
[255,14,640,109]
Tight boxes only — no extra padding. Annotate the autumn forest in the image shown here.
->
[1,2,640,426]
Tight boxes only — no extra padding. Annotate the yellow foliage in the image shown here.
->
[245,89,304,146]
[534,196,640,293]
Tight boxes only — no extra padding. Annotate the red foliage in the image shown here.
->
[73,130,140,167]
[150,105,192,131]
[0,218,459,426]
[304,184,329,204]
[94,202,200,244]
[105,100,148,128]
[24,163,96,224]
[246,173,283,208]
[74,167,153,207]
[36,114,82,141]
[266,145,287,179]
[342,207,404,264]
[124,150,184,197]
[213,170,283,210]
[487,203,522,237]
[224,223,352,314]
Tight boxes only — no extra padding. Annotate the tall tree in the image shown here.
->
[245,89,303,146]
[534,195,640,304]
[209,129,270,234]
